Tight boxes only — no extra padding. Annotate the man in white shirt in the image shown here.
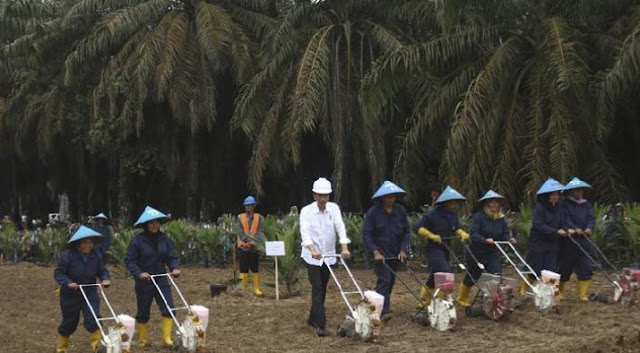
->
[300,177,351,337]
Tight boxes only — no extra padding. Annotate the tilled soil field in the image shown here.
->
[1,262,639,352]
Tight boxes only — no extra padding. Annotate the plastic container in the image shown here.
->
[541,270,560,286]
[626,269,640,282]
[117,314,135,348]
[365,290,384,315]
[439,281,455,293]
[434,272,454,289]
[190,305,210,331]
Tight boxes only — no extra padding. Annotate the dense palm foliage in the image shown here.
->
[1,0,640,221]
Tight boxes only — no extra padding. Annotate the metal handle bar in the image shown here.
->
[321,255,364,317]
[150,273,191,329]
[582,236,620,273]
[440,240,480,286]
[79,284,120,338]
[380,260,429,303]
[566,236,622,291]
[493,241,539,292]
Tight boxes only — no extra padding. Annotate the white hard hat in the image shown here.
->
[312,177,333,194]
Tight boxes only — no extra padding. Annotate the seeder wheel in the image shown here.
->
[482,291,511,320]
[532,282,555,313]
[618,276,634,305]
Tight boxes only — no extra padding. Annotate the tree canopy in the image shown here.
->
[1,0,640,221]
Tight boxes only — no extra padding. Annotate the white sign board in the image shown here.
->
[265,241,286,257]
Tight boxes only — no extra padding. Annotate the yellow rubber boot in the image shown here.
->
[56,335,69,353]
[519,275,535,297]
[136,322,148,347]
[162,317,174,346]
[252,273,264,297]
[577,280,591,302]
[240,273,249,291]
[417,286,433,309]
[456,283,472,307]
[89,330,101,352]
[556,281,566,300]
[519,282,528,297]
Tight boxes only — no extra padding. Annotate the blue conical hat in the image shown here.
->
[133,206,168,227]
[478,190,505,202]
[435,186,466,204]
[68,225,103,244]
[372,181,406,199]
[94,212,108,219]
[564,177,592,191]
[536,178,564,195]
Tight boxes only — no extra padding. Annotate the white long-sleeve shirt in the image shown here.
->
[300,201,350,266]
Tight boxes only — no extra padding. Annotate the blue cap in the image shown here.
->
[564,177,591,191]
[133,206,168,227]
[243,196,256,206]
[478,190,505,202]
[372,180,406,199]
[68,225,103,244]
[435,186,466,204]
[536,178,564,195]
[94,212,108,219]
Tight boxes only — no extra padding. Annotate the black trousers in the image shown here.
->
[237,249,259,273]
[134,282,174,323]
[58,289,100,336]
[306,263,330,329]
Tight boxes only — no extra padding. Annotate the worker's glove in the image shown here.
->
[170,269,181,278]
[456,229,470,242]
[101,280,111,288]
[418,227,442,244]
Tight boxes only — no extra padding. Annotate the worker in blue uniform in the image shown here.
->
[54,226,111,353]
[363,181,410,321]
[414,186,470,307]
[524,178,567,296]
[126,206,180,348]
[457,190,517,306]
[90,212,111,260]
[558,177,595,301]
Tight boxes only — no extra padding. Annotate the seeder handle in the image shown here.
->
[381,260,424,303]
[321,255,363,318]
[566,236,621,290]
[79,284,120,338]
[582,236,620,273]
[494,241,539,292]
[150,273,191,328]
[440,240,479,286]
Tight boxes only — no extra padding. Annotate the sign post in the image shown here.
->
[265,241,286,301]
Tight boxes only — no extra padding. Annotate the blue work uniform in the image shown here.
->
[91,224,112,259]
[54,247,110,336]
[125,231,180,323]
[558,198,595,281]
[464,211,511,286]
[413,207,462,288]
[363,203,410,314]
[527,201,564,276]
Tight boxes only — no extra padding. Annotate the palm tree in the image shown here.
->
[363,0,639,206]
[1,0,276,219]
[232,0,436,207]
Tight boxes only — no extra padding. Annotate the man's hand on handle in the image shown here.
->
[341,244,350,260]
[397,250,407,262]
[373,250,385,263]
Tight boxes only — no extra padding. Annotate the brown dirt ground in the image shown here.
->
[1,262,639,353]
